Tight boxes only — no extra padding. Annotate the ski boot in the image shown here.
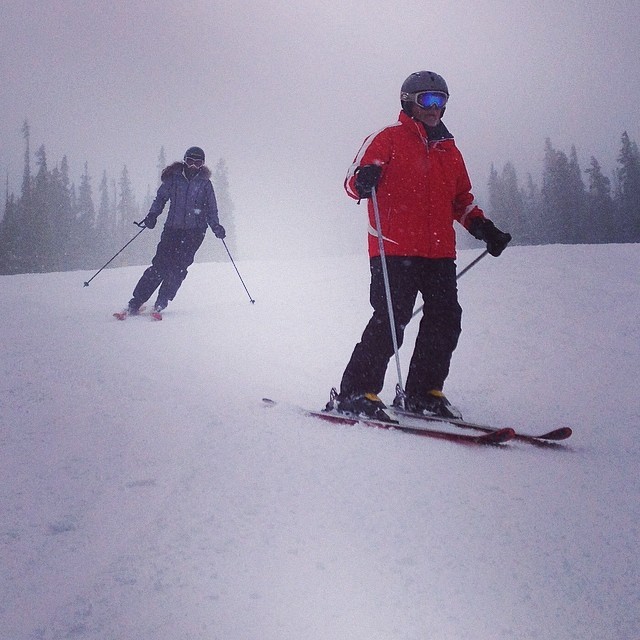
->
[393,386,462,419]
[325,388,396,423]
[153,299,167,313]
[150,300,166,321]
[127,298,145,316]
[114,301,145,320]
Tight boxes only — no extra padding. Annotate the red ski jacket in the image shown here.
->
[345,111,485,259]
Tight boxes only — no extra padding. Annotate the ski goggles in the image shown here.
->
[184,156,204,168]
[401,90,448,110]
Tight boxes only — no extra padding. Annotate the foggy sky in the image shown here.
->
[2,0,639,257]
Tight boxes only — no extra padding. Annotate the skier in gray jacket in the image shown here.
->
[125,146,225,315]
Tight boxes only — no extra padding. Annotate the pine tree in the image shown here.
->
[27,144,51,271]
[584,157,616,242]
[21,120,31,202]
[12,121,34,272]
[566,146,587,243]
[94,170,113,266]
[522,173,543,245]
[615,131,640,241]
[541,138,577,243]
[72,162,97,268]
[487,162,529,245]
[0,188,21,274]
[46,158,73,271]
[487,163,501,217]
[116,165,140,265]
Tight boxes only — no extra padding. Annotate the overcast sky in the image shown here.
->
[2,1,639,256]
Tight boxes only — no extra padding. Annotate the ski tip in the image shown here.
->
[539,426,573,440]
[113,311,127,321]
[262,398,276,406]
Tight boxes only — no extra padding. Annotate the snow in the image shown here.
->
[1,243,638,640]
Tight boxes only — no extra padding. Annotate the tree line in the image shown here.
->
[0,121,237,275]
[483,132,640,246]
[2,125,639,276]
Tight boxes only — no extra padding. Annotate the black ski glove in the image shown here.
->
[211,223,226,239]
[354,164,382,199]
[141,215,157,230]
[468,218,512,257]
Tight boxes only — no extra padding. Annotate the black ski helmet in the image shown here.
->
[184,146,205,162]
[400,71,449,115]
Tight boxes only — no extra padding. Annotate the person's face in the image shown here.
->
[410,102,443,127]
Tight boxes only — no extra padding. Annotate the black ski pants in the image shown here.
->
[131,227,206,307]
[339,256,462,398]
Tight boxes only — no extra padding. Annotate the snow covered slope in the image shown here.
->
[1,244,638,640]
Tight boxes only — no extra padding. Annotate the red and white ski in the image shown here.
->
[392,407,572,445]
[262,398,515,445]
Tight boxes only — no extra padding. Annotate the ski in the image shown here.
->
[113,306,162,321]
[113,305,145,321]
[392,407,572,445]
[262,399,515,445]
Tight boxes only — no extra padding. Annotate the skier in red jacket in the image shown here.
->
[331,71,511,421]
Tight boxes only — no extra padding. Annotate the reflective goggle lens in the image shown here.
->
[185,157,204,167]
[415,91,448,110]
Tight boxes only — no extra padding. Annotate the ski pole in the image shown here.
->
[455,248,489,280]
[411,249,489,319]
[371,186,405,406]
[221,238,255,304]
[83,223,146,287]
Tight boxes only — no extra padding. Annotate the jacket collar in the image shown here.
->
[161,162,212,182]
[398,110,454,143]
